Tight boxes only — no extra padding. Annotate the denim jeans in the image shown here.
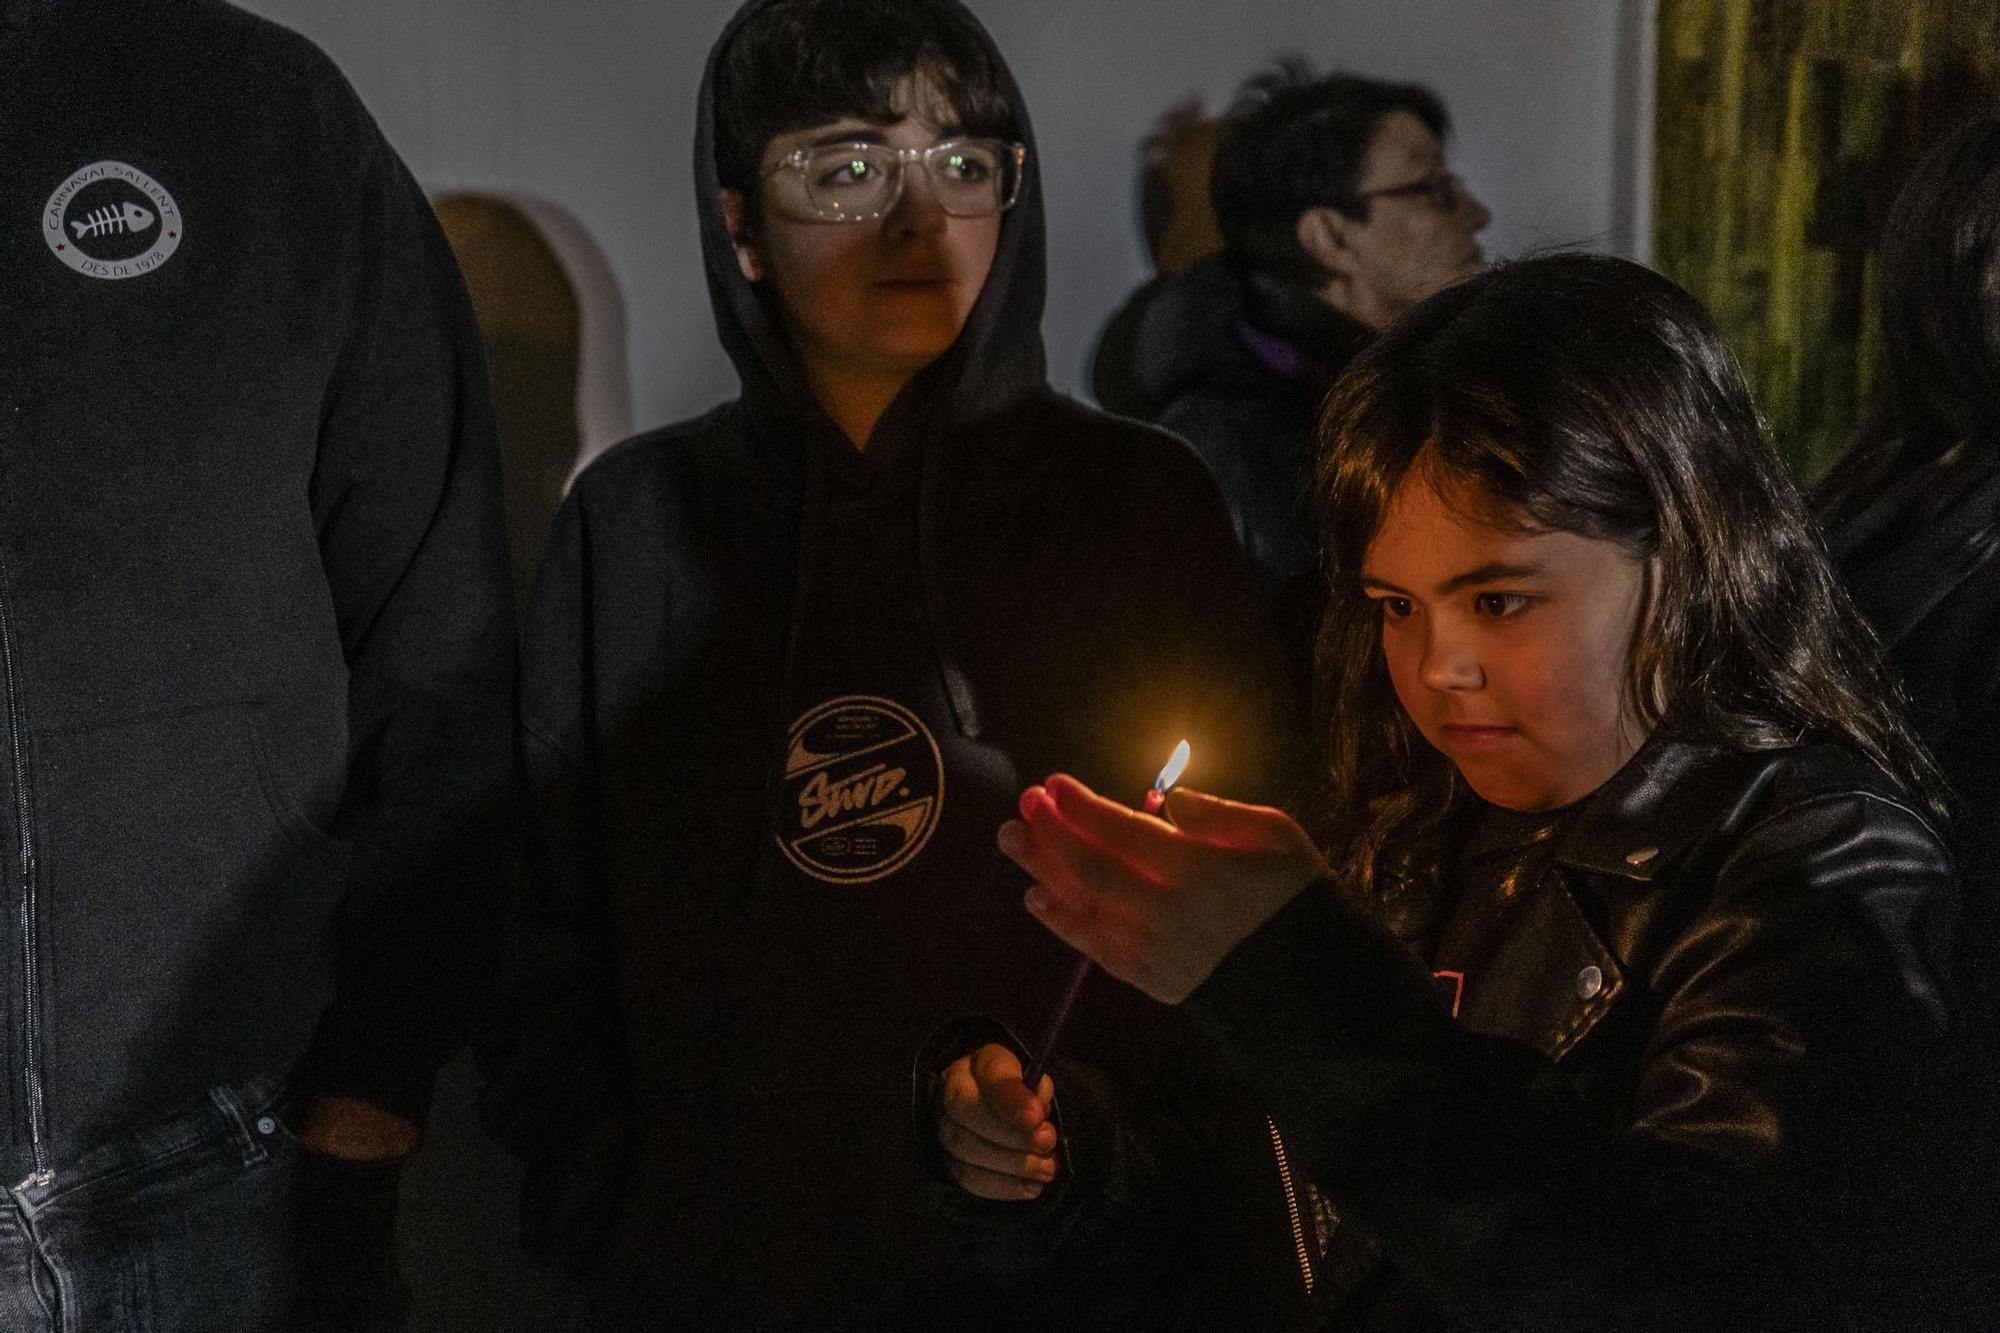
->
[0,1068,302,1333]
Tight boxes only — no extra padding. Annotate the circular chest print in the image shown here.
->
[44,161,183,280]
[777,695,945,885]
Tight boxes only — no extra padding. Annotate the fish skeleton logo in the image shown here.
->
[44,161,182,280]
[777,695,944,885]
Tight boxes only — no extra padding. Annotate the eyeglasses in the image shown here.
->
[1355,169,1466,213]
[760,137,1028,223]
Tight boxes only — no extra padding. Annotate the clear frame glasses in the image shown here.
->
[760,137,1028,223]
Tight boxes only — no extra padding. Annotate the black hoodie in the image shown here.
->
[481,1,1304,1327]
[0,0,514,1177]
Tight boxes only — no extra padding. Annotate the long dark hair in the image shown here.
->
[1817,109,2000,525]
[1313,253,1946,885]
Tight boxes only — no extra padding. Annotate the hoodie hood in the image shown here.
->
[1,0,56,27]
[692,0,1048,453]
[2,0,125,51]
[1092,257,1369,422]
[1091,258,1249,420]
[693,0,1051,750]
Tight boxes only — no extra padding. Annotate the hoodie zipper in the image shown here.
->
[1266,1114,1313,1296]
[0,564,49,1188]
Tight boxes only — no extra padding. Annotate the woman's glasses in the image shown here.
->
[761,138,1028,223]
[1355,169,1467,213]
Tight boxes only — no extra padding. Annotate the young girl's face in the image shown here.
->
[1361,470,1653,811]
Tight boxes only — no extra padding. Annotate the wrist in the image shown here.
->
[296,1095,421,1161]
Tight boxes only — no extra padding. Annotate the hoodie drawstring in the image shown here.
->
[916,405,982,741]
[746,442,829,902]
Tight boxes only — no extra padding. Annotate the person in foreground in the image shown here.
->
[941,254,1993,1328]
[4,3,515,1328]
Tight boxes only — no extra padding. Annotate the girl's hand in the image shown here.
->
[935,1043,1058,1201]
[999,775,1328,1004]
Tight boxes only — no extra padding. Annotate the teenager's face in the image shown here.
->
[1361,471,1653,811]
[1325,111,1489,328]
[732,73,1002,383]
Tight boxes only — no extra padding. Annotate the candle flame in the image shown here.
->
[1154,739,1192,792]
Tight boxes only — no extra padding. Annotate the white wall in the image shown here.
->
[239,0,1646,435]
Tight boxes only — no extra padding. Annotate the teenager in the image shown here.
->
[943,254,1985,1329]
[479,1,1300,1327]
[1819,110,2000,1053]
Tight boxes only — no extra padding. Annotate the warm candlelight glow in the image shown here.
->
[1155,739,1192,792]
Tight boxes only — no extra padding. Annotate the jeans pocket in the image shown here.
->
[37,701,350,1139]
[213,1071,308,1166]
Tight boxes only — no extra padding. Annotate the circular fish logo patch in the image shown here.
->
[777,695,944,885]
[44,161,182,280]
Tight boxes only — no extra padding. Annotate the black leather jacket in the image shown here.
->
[967,737,1995,1330]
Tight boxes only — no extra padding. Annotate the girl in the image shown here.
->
[940,254,1982,1329]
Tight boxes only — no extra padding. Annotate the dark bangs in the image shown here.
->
[1319,333,1660,582]
[1311,254,1946,883]
[714,0,1018,193]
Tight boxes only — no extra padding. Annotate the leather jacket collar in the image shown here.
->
[1377,734,1948,1062]
[1554,735,1740,882]
[1376,735,1738,911]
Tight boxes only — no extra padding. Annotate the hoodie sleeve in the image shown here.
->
[303,105,517,1122]
[477,488,632,1270]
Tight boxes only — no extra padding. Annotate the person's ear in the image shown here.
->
[1633,553,1670,720]
[1295,205,1359,279]
[720,188,765,283]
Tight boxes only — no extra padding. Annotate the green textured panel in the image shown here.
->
[1654,0,1999,477]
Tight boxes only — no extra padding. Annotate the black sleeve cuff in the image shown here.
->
[912,1015,1083,1228]
[1182,880,1475,1178]
[306,1051,433,1126]
[1190,878,1452,1059]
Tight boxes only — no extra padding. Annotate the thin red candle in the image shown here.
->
[1022,740,1190,1089]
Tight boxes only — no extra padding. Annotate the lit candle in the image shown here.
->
[1021,740,1191,1090]
[1140,738,1192,817]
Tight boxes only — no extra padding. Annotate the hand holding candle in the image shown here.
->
[1018,741,1190,1089]
[999,765,1328,1008]
[934,1043,1059,1201]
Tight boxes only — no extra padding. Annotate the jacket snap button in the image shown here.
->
[1576,965,1604,1000]
[255,1115,278,1135]
[1625,846,1659,866]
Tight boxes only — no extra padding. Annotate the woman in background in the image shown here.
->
[1818,108,2000,1051]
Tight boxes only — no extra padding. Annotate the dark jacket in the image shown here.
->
[984,737,1992,1329]
[477,1,1304,1327]
[0,0,514,1179]
[1092,259,1370,687]
[1829,440,2000,1050]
